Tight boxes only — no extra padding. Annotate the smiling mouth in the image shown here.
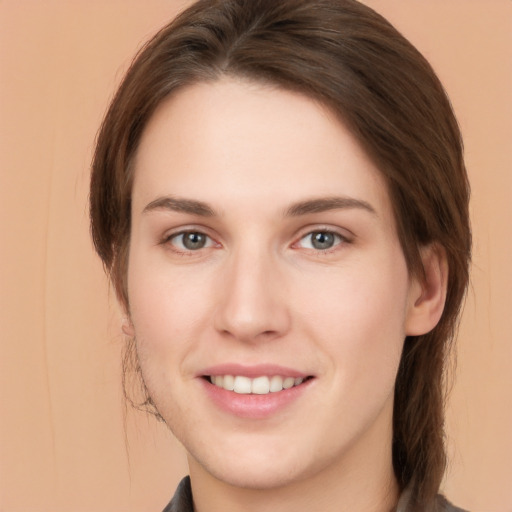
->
[205,375,313,395]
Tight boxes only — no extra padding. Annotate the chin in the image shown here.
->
[204,460,310,491]
[187,438,332,492]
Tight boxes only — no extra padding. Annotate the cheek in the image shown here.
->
[296,255,409,381]
[126,260,214,419]
[126,257,215,361]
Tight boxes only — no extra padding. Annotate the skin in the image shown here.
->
[124,78,447,512]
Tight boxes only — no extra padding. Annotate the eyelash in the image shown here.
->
[161,230,217,256]
[293,229,349,254]
[161,227,351,256]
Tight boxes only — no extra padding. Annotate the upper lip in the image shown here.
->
[199,363,310,379]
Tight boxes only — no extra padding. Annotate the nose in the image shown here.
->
[213,246,291,343]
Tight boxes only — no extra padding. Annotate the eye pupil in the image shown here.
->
[183,232,206,250]
[311,231,335,250]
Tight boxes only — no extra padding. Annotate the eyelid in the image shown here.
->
[293,224,353,241]
[171,232,214,248]
[160,225,221,253]
[291,225,353,252]
[158,224,352,253]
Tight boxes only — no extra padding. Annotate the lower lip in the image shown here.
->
[200,378,313,419]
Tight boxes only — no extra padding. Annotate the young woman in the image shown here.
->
[90,1,471,510]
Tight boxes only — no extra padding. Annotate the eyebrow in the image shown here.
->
[284,196,377,217]
[142,195,376,218]
[142,196,216,216]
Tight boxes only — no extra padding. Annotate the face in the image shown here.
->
[127,78,422,491]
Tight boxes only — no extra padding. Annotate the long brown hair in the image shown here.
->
[90,0,471,508]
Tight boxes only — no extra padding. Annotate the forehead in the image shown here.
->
[132,78,393,224]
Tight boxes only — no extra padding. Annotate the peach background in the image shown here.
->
[1,1,510,511]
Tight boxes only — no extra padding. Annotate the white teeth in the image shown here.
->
[283,377,295,389]
[223,374,235,391]
[251,376,270,394]
[233,376,252,394]
[209,374,306,394]
[269,375,283,392]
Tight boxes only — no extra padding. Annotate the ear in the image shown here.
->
[405,244,448,336]
[121,315,135,337]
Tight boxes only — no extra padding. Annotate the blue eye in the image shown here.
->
[298,231,343,250]
[169,231,213,251]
